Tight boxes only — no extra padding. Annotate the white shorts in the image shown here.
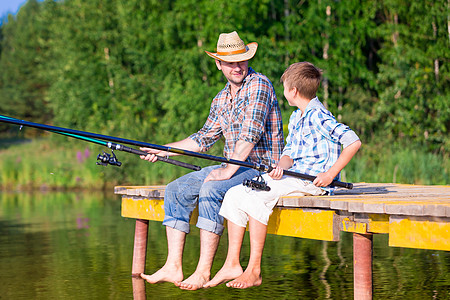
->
[219,174,326,227]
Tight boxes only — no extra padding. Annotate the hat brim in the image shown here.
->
[205,42,258,62]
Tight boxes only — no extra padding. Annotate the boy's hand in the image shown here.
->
[313,172,334,187]
[268,165,284,180]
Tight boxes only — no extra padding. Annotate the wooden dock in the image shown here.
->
[115,183,450,299]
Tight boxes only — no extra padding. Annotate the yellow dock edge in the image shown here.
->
[121,196,450,251]
[389,215,450,251]
[122,197,340,241]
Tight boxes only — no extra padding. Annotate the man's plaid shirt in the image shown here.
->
[190,68,284,166]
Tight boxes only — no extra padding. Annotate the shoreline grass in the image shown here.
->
[0,138,448,191]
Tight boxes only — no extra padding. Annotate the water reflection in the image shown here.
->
[0,191,449,299]
[319,241,331,299]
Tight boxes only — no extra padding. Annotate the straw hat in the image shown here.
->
[205,31,258,62]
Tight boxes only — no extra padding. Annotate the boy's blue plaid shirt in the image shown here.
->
[282,97,360,193]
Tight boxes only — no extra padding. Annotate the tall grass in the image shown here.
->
[344,143,449,185]
[0,138,199,190]
[0,138,448,191]
[0,139,104,190]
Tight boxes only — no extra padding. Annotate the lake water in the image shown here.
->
[0,191,449,299]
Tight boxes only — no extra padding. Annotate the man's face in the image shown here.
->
[215,60,249,86]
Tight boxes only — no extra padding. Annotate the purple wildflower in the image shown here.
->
[76,151,83,163]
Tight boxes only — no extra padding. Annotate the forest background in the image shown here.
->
[0,0,448,190]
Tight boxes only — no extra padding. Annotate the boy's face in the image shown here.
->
[283,82,296,106]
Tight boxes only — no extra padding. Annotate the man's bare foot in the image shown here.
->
[226,268,262,289]
[174,271,209,290]
[203,265,243,288]
[140,265,183,284]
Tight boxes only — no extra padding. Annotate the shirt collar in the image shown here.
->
[294,97,322,119]
[301,97,324,115]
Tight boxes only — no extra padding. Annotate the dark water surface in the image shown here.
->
[0,192,449,299]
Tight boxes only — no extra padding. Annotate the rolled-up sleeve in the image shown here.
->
[313,110,360,148]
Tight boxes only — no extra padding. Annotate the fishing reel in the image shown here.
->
[242,174,271,191]
[97,150,122,167]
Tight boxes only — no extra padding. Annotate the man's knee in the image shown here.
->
[166,179,180,194]
[198,180,230,200]
[198,180,216,197]
[164,181,181,209]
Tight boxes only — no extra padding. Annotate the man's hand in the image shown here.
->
[139,138,202,163]
[140,147,163,163]
[204,165,239,182]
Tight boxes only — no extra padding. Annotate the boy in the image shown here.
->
[204,62,361,289]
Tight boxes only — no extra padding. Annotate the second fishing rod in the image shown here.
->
[0,115,200,171]
[0,115,353,189]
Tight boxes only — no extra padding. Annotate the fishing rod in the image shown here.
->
[0,114,353,189]
[0,115,201,171]
[57,131,201,171]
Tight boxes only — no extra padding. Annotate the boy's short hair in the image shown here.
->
[281,62,322,100]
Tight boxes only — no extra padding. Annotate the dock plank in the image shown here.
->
[115,183,450,218]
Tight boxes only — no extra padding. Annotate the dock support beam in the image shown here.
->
[132,277,146,300]
[132,219,149,276]
[353,233,373,300]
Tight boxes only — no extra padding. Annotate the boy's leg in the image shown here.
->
[227,216,266,289]
[223,176,326,289]
[204,220,246,288]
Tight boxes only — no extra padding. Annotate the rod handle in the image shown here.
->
[156,156,201,171]
[281,169,353,189]
[119,145,201,171]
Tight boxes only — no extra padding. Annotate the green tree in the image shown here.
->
[373,0,449,151]
[0,0,51,134]
[1,0,448,154]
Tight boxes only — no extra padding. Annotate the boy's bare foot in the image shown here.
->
[174,271,209,290]
[226,268,262,289]
[140,265,183,284]
[203,265,243,288]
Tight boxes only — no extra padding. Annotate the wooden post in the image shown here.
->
[132,219,149,276]
[353,233,373,300]
[132,277,146,300]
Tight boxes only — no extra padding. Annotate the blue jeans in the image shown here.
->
[162,165,259,235]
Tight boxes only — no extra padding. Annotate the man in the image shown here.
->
[140,31,284,290]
